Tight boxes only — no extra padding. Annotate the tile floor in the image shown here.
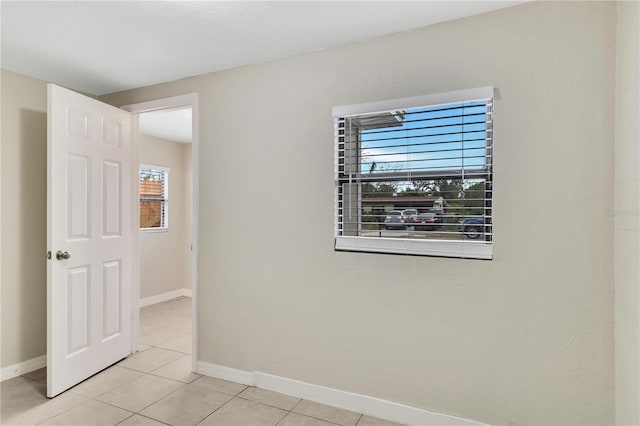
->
[1,297,403,426]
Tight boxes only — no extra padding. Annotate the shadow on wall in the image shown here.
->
[18,109,47,358]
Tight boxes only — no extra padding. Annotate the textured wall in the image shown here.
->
[614,1,640,424]
[101,2,617,424]
[1,70,48,368]
[101,2,617,423]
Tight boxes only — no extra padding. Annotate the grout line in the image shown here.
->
[118,412,173,426]
[290,398,303,412]
[120,303,194,416]
[192,392,238,426]
[115,364,150,373]
[32,392,92,424]
[273,396,297,426]
[283,399,367,426]
[294,412,355,426]
[189,377,247,397]
[148,363,202,384]
[276,408,350,426]
[16,375,45,387]
[233,393,300,412]
[21,369,47,385]
[132,376,188,414]
[274,409,289,426]
[133,412,174,426]
[92,397,140,414]
[114,413,137,426]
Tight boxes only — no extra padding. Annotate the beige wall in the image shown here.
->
[139,134,192,299]
[101,3,618,424]
[614,1,640,424]
[1,70,48,368]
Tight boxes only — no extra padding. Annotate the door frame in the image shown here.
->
[121,94,199,369]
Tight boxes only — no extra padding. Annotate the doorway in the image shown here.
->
[123,94,199,370]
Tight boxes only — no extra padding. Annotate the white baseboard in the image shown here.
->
[139,288,192,307]
[1,355,46,382]
[196,361,486,426]
[196,361,254,386]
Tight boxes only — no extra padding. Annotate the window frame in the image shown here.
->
[333,86,494,260]
[139,163,169,232]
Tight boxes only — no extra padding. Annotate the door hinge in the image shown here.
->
[47,251,51,260]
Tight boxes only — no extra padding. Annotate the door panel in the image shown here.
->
[47,84,133,397]
[67,154,91,239]
[103,161,121,236]
[66,266,90,355]
[102,260,121,340]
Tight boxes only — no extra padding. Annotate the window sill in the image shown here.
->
[140,228,168,234]
[334,236,492,260]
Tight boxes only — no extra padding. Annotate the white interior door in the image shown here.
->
[47,84,133,397]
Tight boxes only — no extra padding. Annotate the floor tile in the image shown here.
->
[151,355,201,383]
[143,299,189,316]
[22,367,47,384]
[116,414,167,425]
[139,298,191,345]
[39,399,132,426]
[71,366,144,398]
[191,376,247,396]
[1,381,87,426]
[151,298,191,320]
[1,376,46,407]
[96,374,183,413]
[118,347,185,373]
[137,344,152,352]
[139,324,190,347]
[199,397,287,425]
[237,387,300,411]
[157,334,192,354]
[139,312,178,333]
[356,415,405,426]
[140,307,173,320]
[139,322,162,335]
[139,384,233,426]
[293,400,361,426]
[278,412,338,426]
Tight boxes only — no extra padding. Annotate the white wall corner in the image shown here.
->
[139,288,192,307]
[195,361,486,426]
[1,355,47,382]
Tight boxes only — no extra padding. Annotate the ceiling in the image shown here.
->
[1,1,525,96]
[139,107,192,144]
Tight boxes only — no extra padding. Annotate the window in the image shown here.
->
[139,165,168,231]
[334,87,494,259]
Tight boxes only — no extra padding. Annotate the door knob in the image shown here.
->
[56,250,71,261]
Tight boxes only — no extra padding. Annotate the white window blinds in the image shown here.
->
[334,87,494,259]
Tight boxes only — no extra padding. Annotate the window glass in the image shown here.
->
[334,90,493,259]
[139,167,168,230]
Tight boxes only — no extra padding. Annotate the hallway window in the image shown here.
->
[139,165,169,230]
